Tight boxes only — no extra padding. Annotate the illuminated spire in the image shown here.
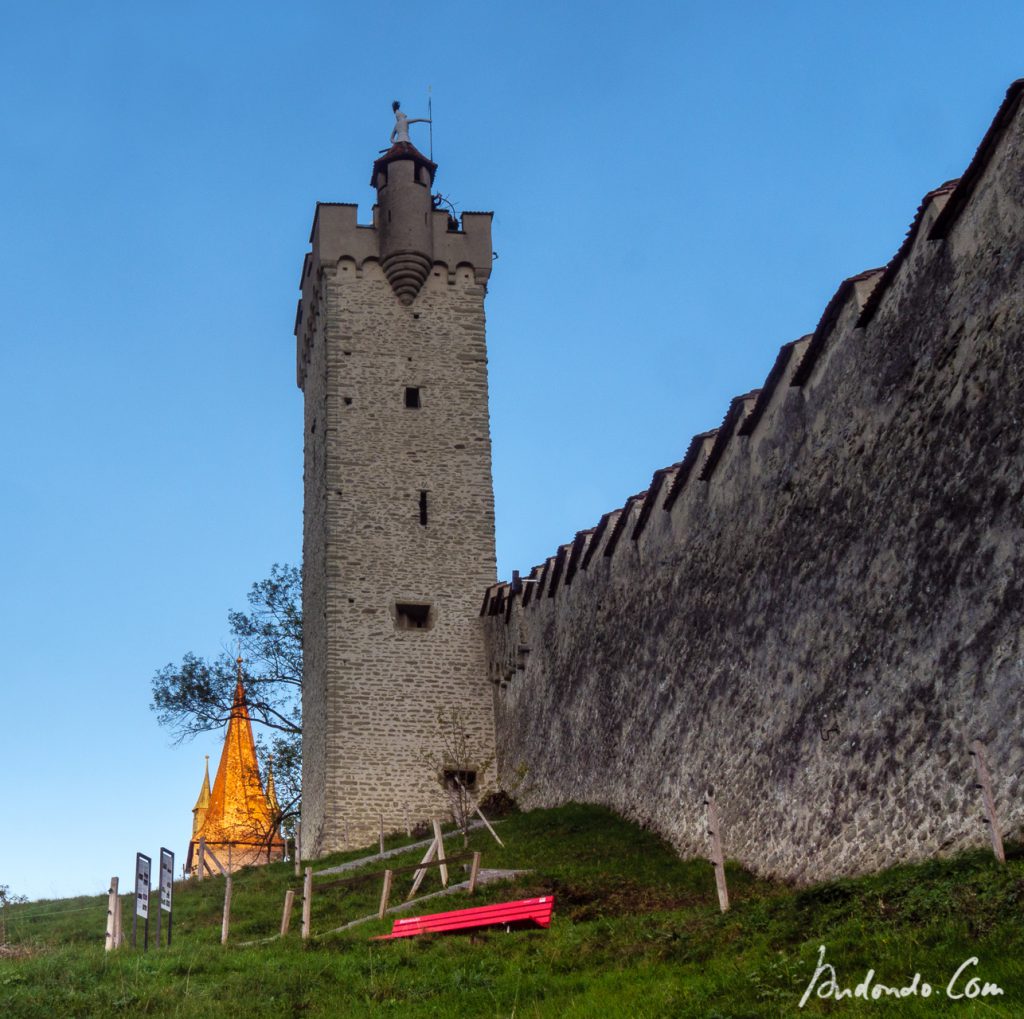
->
[266,754,280,818]
[192,657,283,856]
[191,755,212,839]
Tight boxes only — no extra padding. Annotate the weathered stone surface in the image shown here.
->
[486,84,1024,884]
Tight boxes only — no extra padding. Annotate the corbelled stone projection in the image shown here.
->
[295,133,497,857]
[483,81,1024,883]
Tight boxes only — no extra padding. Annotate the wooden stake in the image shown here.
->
[301,867,313,940]
[706,792,730,913]
[454,778,505,847]
[294,822,302,877]
[407,837,439,900]
[432,818,449,887]
[280,889,295,936]
[204,845,227,877]
[378,870,394,919]
[970,740,1006,864]
[220,875,233,945]
[104,876,119,951]
[468,852,481,895]
[473,804,505,848]
[113,891,123,947]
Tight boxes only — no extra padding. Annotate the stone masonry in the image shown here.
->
[296,143,497,856]
[483,81,1024,884]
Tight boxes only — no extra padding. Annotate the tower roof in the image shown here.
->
[191,754,212,839]
[192,755,211,812]
[194,662,280,848]
[371,141,437,188]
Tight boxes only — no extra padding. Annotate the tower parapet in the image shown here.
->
[296,146,492,387]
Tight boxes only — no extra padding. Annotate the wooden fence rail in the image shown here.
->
[314,851,479,892]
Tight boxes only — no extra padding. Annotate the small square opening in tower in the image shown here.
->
[395,602,432,630]
[405,386,421,409]
[443,769,477,792]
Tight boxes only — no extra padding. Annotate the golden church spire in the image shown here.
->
[266,754,280,818]
[187,657,285,874]
[191,755,212,839]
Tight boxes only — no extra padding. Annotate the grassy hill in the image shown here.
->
[2,803,1022,1017]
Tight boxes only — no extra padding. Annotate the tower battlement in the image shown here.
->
[296,196,492,388]
[482,79,1024,885]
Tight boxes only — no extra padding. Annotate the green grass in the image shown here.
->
[2,804,1022,1017]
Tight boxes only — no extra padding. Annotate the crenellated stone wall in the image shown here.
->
[484,81,1024,884]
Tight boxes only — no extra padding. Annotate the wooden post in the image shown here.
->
[220,875,233,945]
[104,877,119,951]
[378,870,394,919]
[473,804,504,847]
[113,891,123,948]
[280,889,295,936]
[432,818,448,887]
[301,867,313,940]
[204,845,227,876]
[197,838,206,882]
[294,822,302,877]
[379,813,385,856]
[407,837,439,900]
[468,852,481,895]
[228,844,233,873]
[705,792,730,912]
[970,740,1006,864]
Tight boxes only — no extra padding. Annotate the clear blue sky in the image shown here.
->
[2,1,1021,901]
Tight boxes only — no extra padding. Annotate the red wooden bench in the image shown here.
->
[373,896,554,940]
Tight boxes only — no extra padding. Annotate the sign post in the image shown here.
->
[132,852,151,950]
[157,848,174,947]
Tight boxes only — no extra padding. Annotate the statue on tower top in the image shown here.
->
[390,100,431,145]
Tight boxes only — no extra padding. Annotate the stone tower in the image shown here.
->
[295,133,497,857]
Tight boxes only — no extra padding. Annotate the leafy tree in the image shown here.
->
[151,563,302,838]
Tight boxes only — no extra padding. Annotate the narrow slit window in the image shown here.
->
[419,490,428,526]
[405,386,421,408]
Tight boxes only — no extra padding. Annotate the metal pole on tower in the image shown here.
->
[428,87,433,161]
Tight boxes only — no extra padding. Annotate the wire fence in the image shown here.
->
[2,900,109,944]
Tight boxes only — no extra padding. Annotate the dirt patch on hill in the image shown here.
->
[514,876,703,922]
